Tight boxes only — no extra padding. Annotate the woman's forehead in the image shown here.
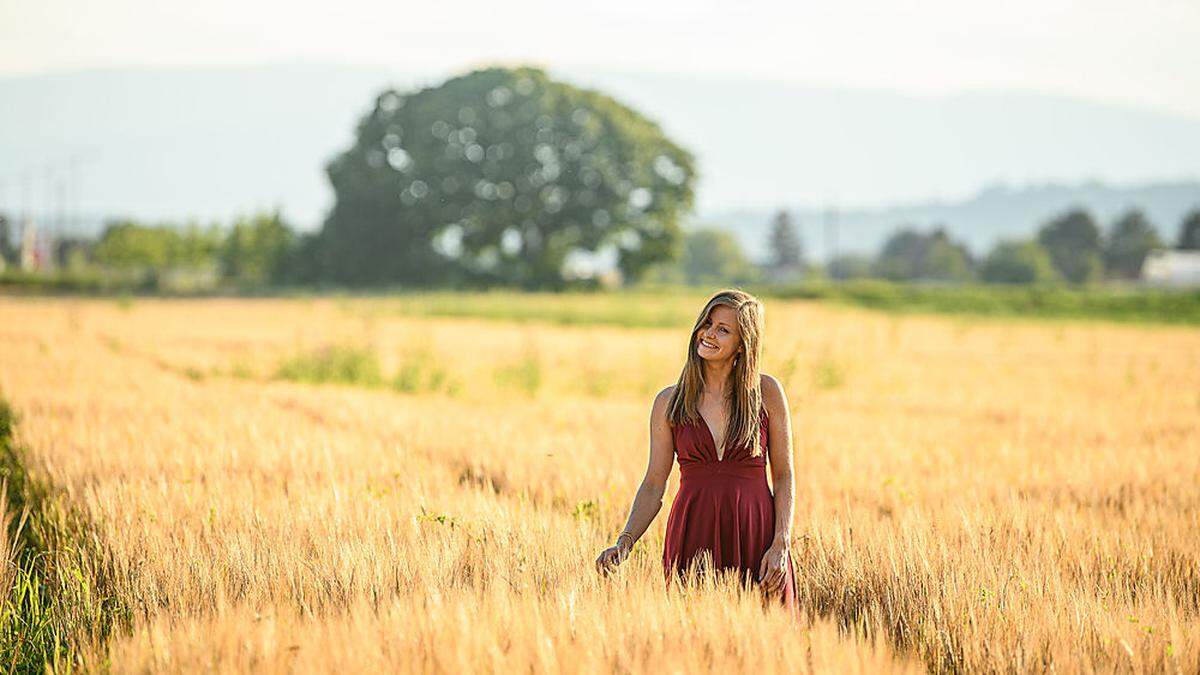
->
[705,304,738,324]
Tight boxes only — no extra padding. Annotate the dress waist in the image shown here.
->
[679,462,768,482]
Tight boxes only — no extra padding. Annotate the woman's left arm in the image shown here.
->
[758,373,795,595]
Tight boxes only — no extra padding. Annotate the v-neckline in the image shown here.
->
[697,411,727,462]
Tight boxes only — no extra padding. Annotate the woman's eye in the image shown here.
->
[719,327,728,333]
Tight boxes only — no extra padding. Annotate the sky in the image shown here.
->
[3,0,1199,119]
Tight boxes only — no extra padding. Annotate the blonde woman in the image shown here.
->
[596,289,797,613]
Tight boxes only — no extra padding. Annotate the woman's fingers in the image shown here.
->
[763,575,778,596]
[596,546,626,576]
[765,562,784,594]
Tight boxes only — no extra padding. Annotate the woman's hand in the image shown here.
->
[758,541,789,596]
[595,537,633,576]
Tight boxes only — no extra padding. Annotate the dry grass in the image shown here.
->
[0,295,1197,673]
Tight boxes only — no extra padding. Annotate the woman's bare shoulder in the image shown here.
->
[759,372,781,390]
[759,373,788,415]
[651,384,676,418]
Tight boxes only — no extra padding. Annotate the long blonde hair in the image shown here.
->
[667,289,766,456]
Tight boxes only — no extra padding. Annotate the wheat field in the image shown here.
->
[0,294,1197,673]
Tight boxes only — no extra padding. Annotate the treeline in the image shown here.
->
[847,207,1200,284]
[640,206,1200,289]
[6,211,319,291]
[7,203,1198,294]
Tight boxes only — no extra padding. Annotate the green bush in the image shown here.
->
[391,349,456,395]
[980,241,1058,284]
[494,345,543,397]
[275,345,384,387]
[0,398,131,671]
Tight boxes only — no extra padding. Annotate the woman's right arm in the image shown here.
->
[595,386,676,574]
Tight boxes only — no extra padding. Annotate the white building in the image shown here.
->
[1141,250,1200,288]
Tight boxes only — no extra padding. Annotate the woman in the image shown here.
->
[594,289,797,613]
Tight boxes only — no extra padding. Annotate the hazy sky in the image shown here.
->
[3,0,1199,118]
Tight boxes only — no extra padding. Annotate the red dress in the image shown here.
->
[662,406,798,616]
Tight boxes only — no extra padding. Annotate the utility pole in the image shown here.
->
[45,164,56,270]
[68,154,83,237]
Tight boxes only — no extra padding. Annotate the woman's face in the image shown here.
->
[695,304,741,362]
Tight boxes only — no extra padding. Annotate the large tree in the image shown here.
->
[1037,208,1103,283]
[319,66,696,288]
[1103,209,1163,280]
[1178,208,1200,250]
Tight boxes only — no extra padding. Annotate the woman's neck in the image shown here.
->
[701,360,734,399]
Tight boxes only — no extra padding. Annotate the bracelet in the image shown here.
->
[616,531,635,549]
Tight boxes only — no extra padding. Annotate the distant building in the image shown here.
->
[1141,250,1200,288]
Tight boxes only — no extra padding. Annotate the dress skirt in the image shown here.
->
[661,406,798,617]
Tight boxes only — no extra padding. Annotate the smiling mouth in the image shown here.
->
[700,338,718,350]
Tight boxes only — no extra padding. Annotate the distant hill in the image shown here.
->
[2,63,1198,256]
[712,180,1200,263]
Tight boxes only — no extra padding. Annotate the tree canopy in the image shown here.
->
[873,227,972,281]
[1178,209,1200,250]
[681,227,756,287]
[766,209,803,280]
[1103,209,1162,280]
[1037,209,1103,284]
[93,220,222,272]
[318,66,696,288]
[827,254,873,280]
[979,240,1058,284]
[221,210,297,285]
